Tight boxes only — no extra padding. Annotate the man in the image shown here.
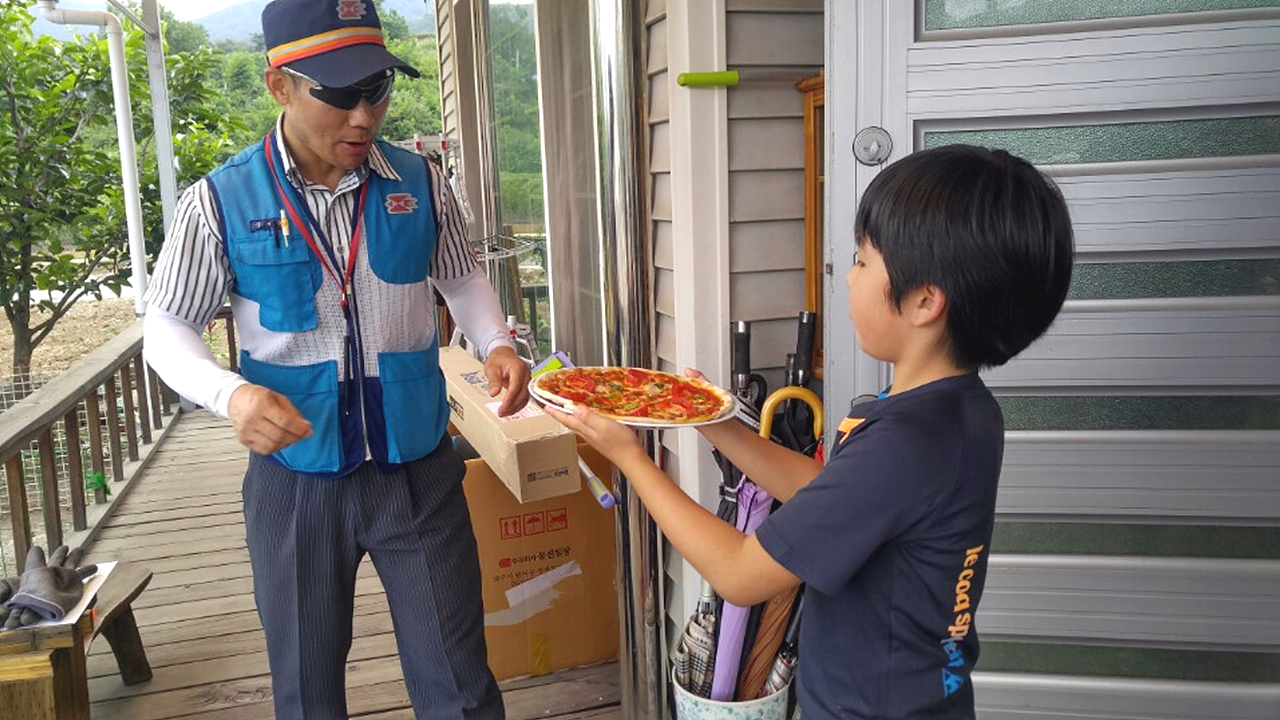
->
[143,0,525,717]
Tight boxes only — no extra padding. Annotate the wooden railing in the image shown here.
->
[0,321,177,574]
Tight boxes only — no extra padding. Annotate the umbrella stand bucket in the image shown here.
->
[672,666,791,720]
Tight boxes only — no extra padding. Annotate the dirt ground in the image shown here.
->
[0,298,141,378]
[0,298,236,382]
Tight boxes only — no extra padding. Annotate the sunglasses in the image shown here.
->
[280,67,395,110]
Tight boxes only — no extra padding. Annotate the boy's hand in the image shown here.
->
[544,404,645,467]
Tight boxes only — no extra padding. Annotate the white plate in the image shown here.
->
[528,377,740,429]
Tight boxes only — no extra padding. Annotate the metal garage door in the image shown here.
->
[825,3,1280,717]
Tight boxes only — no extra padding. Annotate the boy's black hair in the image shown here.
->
[854,144,1075,369]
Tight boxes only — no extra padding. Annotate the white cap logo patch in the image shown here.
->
[336,0,367,21]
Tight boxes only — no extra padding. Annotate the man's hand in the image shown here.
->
[484,346,531,417]
[227,384,312,455]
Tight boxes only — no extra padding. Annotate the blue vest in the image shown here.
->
[207,138,448,476]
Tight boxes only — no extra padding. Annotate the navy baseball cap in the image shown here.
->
[263,0,420,88]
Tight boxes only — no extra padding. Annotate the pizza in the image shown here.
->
[531,367,736,424]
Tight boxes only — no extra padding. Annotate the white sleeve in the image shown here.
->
[143,309,248,419]
[433,269,516,358]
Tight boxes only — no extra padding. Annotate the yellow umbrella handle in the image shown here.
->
[757,386,823,440]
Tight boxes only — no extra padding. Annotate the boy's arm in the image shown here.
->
[698,419,823,502]
[549,405,802,606]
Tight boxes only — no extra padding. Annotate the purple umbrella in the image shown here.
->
[709,477,774,701]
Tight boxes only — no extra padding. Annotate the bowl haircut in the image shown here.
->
[854,144,1075,370]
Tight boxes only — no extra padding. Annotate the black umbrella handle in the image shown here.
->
[732,320,752,394]
[794,311,816,388]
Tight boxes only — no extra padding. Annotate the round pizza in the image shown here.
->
[531,367,736,424]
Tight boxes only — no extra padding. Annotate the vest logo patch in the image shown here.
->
[337,0,366,20]
[385,193,418,214]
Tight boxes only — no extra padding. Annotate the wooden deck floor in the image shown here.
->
[83,410,621,720]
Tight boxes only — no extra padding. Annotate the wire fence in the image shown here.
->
[0,373,125,577]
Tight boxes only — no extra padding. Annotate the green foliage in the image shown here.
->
[487,3,543,225]
[498,172,544,228]
[0,1,237,375]
[158,5,209,55]
[381,34,443,142]
[0,1,449,373]
[381,9,411,41]
[84,470,110,498]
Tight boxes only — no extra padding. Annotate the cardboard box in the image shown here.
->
[440,346,580,502]
[464,443,620,680]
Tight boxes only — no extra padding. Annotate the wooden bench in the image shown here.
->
[0,561,152,720]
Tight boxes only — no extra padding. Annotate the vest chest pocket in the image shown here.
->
[230,237,321,332]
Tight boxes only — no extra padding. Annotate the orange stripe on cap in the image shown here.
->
[268,26,384,67]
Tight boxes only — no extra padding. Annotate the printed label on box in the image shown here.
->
[526,467,571,485]
[462,370,490,392]
[448,394,465,420]
[489,545,574,589]
[485,400,547,422]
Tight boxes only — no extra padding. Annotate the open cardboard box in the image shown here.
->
[464,442,620,680]
[441,345,580,502]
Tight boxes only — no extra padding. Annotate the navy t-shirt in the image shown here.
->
[755,373,1003,719]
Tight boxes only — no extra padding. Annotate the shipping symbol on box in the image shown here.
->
[523,511,546,536]
[499,508,571,539]
[500,515,523,540]
[546,508,568,532]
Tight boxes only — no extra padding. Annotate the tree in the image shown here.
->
[157,6,209,54]
[0,1,236,378]
[381,34,443,142]
[487,3,543,224]
[381,9,410,42]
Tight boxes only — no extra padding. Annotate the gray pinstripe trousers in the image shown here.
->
[242,437,504,720]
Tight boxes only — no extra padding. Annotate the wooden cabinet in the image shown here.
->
[797,72,824,380]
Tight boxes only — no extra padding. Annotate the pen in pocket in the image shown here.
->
[279,209,291,248]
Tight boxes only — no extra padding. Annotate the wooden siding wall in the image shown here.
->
[434,0,484,239]
[436,0,457,143]
[649,0,823,646]
[652,0,825,392]
[643,0,682,648]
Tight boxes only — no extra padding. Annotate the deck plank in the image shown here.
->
[85,411,622,720]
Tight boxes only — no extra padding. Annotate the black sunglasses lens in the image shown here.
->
[308,75,394,110]
[365,76,394,105]
[309,86,360,110]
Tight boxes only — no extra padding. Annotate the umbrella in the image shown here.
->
[709,477,775,700]
[760,589,806,697]
[673,579,719,697]
[732,387,822,700]
[736,584,801,700]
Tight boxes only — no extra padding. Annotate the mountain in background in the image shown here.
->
[194,0,436,42]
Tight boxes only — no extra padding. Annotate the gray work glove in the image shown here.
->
[0,574,18,604]
[2,545,98,629]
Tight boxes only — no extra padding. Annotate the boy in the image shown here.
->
[547,144,1074,719]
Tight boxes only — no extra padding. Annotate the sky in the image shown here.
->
[31,0,242,21]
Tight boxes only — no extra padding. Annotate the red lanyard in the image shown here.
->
[263,134,369,310]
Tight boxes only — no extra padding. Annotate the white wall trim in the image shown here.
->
[666,0,730,624]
